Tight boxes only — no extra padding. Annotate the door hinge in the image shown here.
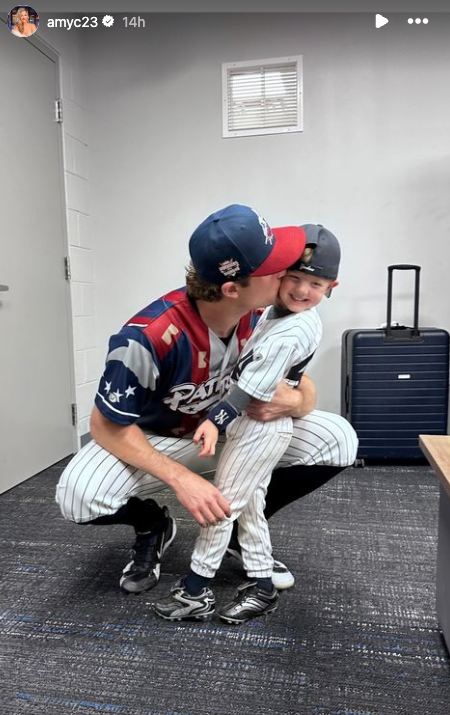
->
[64,256,71,281]
[55,97,63,123]
[71,403,78,427]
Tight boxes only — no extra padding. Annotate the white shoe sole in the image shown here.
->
[272,562,295,590]
[225,548,295,590]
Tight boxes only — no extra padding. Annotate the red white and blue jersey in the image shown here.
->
[94,287,260,437]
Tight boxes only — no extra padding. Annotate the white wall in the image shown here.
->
[83,13,450,418]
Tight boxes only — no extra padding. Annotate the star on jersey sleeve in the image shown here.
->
[95,326,160,425]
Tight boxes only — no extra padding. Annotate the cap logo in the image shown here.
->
[219,258,241,277]
[252,208,274,246]
[300,264,315,272]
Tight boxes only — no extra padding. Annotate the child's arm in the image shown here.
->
[193,386,252,456]
[193,419,219,457]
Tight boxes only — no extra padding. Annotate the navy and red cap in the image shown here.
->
[189,204,306,285]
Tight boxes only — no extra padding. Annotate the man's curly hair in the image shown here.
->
[185,264,250,302]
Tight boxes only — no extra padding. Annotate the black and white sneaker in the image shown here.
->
[120,506,176,594]
[225,545,295,591]
[218,581,279,624]
[153,579,215,621]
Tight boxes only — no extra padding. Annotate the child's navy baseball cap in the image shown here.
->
[289,223,341,280]
[189,204,306,285]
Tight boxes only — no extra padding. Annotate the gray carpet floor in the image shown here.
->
[0,461,449,715]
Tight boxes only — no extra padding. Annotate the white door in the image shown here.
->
[0,23,75,494]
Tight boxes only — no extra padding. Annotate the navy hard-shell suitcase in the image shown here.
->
[341,265,449,463]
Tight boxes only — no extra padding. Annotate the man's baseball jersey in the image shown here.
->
[207,306,323,432]
[94,287,260,437]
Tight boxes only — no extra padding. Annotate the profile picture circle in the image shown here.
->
[8,6,39,38]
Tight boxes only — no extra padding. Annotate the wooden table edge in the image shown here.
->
[419,434,450,500]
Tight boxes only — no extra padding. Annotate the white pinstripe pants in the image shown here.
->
[191,415,293,579]
[55,409,357,526]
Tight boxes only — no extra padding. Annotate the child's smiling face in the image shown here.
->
[276,270,338,312]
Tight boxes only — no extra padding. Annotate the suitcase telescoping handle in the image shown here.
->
[386,264,421,338]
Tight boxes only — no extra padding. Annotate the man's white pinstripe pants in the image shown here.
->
[55,409,358,533]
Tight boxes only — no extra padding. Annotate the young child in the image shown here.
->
[154,224,340,624]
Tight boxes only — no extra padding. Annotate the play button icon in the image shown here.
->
[375,14,389,28]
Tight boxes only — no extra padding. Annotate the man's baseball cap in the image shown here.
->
[289,224,341,280]
[189,204,306,285]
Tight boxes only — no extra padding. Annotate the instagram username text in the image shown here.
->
[47,17,99,29]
